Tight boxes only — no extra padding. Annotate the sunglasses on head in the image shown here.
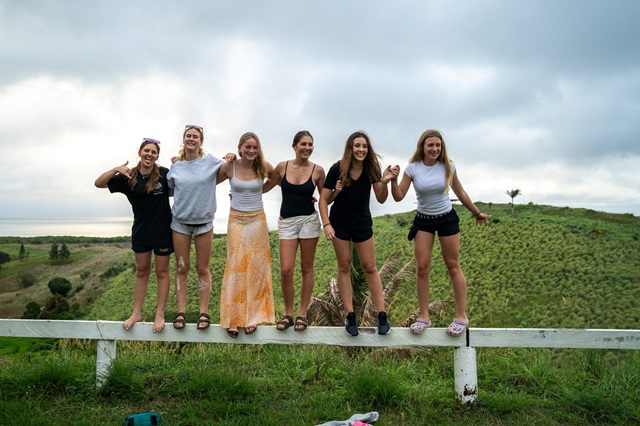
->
[142,138,161,145]
[185,124,204,132]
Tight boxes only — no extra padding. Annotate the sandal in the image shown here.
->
[245,325,257,335]
[172,312,186,330]
[294,316,308,331]
[409,318,431,335]
[446,319,469,337]
[196,313,211,330]
[276,315,294,331]
[227,328,238,338]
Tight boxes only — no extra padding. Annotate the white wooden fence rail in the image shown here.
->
[1,319,639,404]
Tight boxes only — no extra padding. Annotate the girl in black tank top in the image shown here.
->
[280,162,317,218]
[263,130,326,332]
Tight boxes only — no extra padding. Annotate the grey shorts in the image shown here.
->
[278,212,321,240]
[171,218,213,237]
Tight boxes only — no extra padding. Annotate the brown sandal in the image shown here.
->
[227,328,238,338]
[276,315,294,330]
[173,312,186,330]
[196,313,210,330]
[294,316,308,331]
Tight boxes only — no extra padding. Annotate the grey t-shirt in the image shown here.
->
[167,153,224,224]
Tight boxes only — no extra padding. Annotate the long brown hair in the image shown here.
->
[338,131,382,187]
[238,131,269,180]
[178,126,204,160]
[409,129,453,192]
[129,141,161,193]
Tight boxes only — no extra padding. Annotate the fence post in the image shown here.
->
[96,339,116,388]
[453,346,478,404]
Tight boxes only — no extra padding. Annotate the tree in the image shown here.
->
[22,301,41,319]
[49,243,59,260]
[48,277,72,297]
[38,294,71,319]
[0,251,11,265]
[505,189,522,218]
[59,243,70,260]
[18,244,26,260]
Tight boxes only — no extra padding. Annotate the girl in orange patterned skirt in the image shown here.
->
[217,132,275,337]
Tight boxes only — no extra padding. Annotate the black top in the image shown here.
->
[324,161,377,232]
[108,167,172,245]
[280,162,317,219]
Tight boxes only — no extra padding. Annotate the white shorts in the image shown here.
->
[277,212,321,240]
[171,218,213,237]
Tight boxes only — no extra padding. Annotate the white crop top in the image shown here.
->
[229,162,264,211]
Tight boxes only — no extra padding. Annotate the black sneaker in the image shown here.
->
[378,311,391,335]
[345,312,359,336]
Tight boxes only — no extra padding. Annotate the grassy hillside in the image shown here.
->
[1,204,639,424]
[80,202,640,330]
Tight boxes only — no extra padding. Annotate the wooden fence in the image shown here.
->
[1,319,639,404]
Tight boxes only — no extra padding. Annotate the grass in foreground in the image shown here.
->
[0,341,639,425]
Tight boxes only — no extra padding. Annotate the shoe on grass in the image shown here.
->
[345,312,359,336]
[377,311,391,335]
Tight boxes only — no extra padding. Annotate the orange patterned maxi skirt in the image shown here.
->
[219,209,275,328]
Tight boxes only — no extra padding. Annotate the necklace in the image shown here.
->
[140,172,151,178]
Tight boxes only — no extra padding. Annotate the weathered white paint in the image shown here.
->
[454,347,478,404]
[1,319,638,402]
[96,339,116,387]
[0,320,465,347]
[469,328,640,349]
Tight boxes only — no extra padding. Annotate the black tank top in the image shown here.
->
[280,162,317,219]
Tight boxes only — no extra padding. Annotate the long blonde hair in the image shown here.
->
[409,129,453,192]
[129,141,161,193]
[338,131,382,187]
[238,131,269,180]
[178,126,204,160]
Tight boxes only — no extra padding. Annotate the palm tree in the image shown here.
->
[505,189,522,218]
[307,251,453,331]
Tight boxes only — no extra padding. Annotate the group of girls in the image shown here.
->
[96,127,489,338]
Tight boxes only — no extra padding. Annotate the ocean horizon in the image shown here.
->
[0,218,134,238]
[0,215,280,238]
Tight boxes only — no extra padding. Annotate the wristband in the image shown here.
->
[323,223,331,228]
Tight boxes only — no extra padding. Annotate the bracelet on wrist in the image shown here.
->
[323,223,331,228]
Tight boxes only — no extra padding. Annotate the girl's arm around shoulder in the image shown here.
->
[216,159,233,184]
[263,161,285,193]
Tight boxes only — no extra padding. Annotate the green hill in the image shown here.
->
[83,202,640,330]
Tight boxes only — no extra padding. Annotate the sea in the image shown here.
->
[0,218,134,238]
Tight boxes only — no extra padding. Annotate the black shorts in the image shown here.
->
[333,225,373,243]
[131,241,174,256]
[407,209,460,240]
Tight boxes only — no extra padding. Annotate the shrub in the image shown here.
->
[39,294,71,319]
[17,272,37,288]
[0,251,11,264]
[22,301,41,319]
[48,277,72,297]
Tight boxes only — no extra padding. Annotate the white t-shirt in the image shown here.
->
[405,160,455,215]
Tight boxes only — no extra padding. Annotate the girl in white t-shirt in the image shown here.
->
[391,129,490,336]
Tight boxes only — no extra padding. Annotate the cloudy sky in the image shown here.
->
[1,0,639,232]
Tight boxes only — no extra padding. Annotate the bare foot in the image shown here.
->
[123,314,142,331]
[153,313,165,333]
